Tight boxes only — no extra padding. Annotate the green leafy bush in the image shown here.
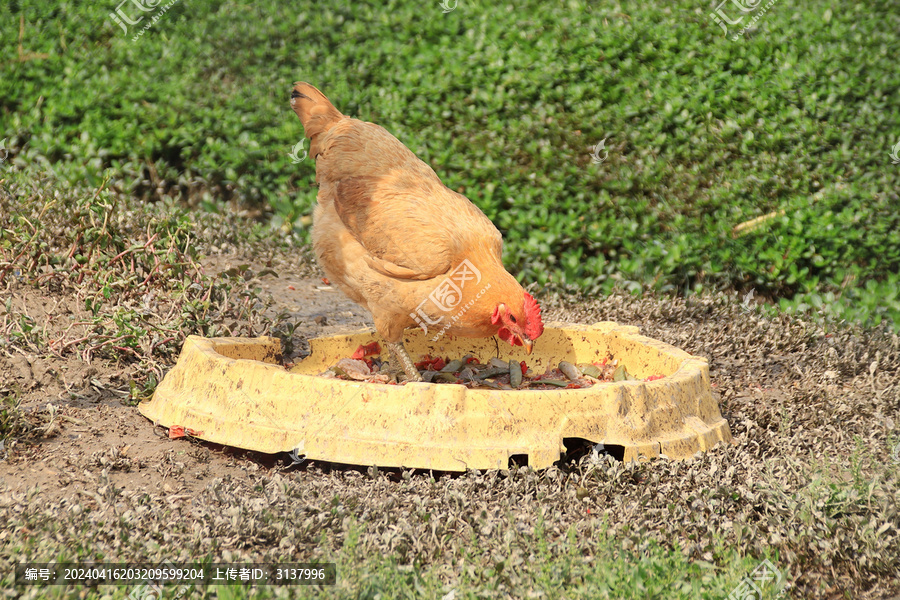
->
[1,0,898,328]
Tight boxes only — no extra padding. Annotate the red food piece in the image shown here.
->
[415,354,447,370]
[168,426,202,439]
[465,357,480,365]
[287,285,296,290]
[645,374,665,381]
[519,361,527,375]
[423,356,448,370]
[322,277,331,285]
[351,341,382,360]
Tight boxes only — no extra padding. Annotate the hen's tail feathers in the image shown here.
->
[290,82,344,140]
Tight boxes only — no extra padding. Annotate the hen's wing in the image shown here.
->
[319,123,501,281]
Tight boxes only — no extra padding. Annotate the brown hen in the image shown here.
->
[290,83,543,381]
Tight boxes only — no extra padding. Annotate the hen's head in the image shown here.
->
[491,291,544,354]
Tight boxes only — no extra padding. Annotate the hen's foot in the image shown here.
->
[385,341,423,382]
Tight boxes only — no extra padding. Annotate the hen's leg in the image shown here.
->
[385,341,423,382]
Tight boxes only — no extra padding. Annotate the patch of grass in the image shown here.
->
[0,385,37,444]
[2,516,783,600]
[1,1,898,328]
[0,167,280,400]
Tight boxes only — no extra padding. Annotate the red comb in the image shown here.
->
[524,292,543,340]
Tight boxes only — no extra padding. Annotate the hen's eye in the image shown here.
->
[510,315,517,323]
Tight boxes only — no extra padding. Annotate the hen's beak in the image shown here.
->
[521,335,534,355]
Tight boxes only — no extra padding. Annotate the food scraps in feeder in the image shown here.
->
[317,344,664,389]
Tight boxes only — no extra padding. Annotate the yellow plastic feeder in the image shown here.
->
[139,322,732,470]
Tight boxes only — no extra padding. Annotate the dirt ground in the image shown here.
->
[0,255,371,502]
[1,254,898,599]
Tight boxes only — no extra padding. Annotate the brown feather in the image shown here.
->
[290,82,344,157]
